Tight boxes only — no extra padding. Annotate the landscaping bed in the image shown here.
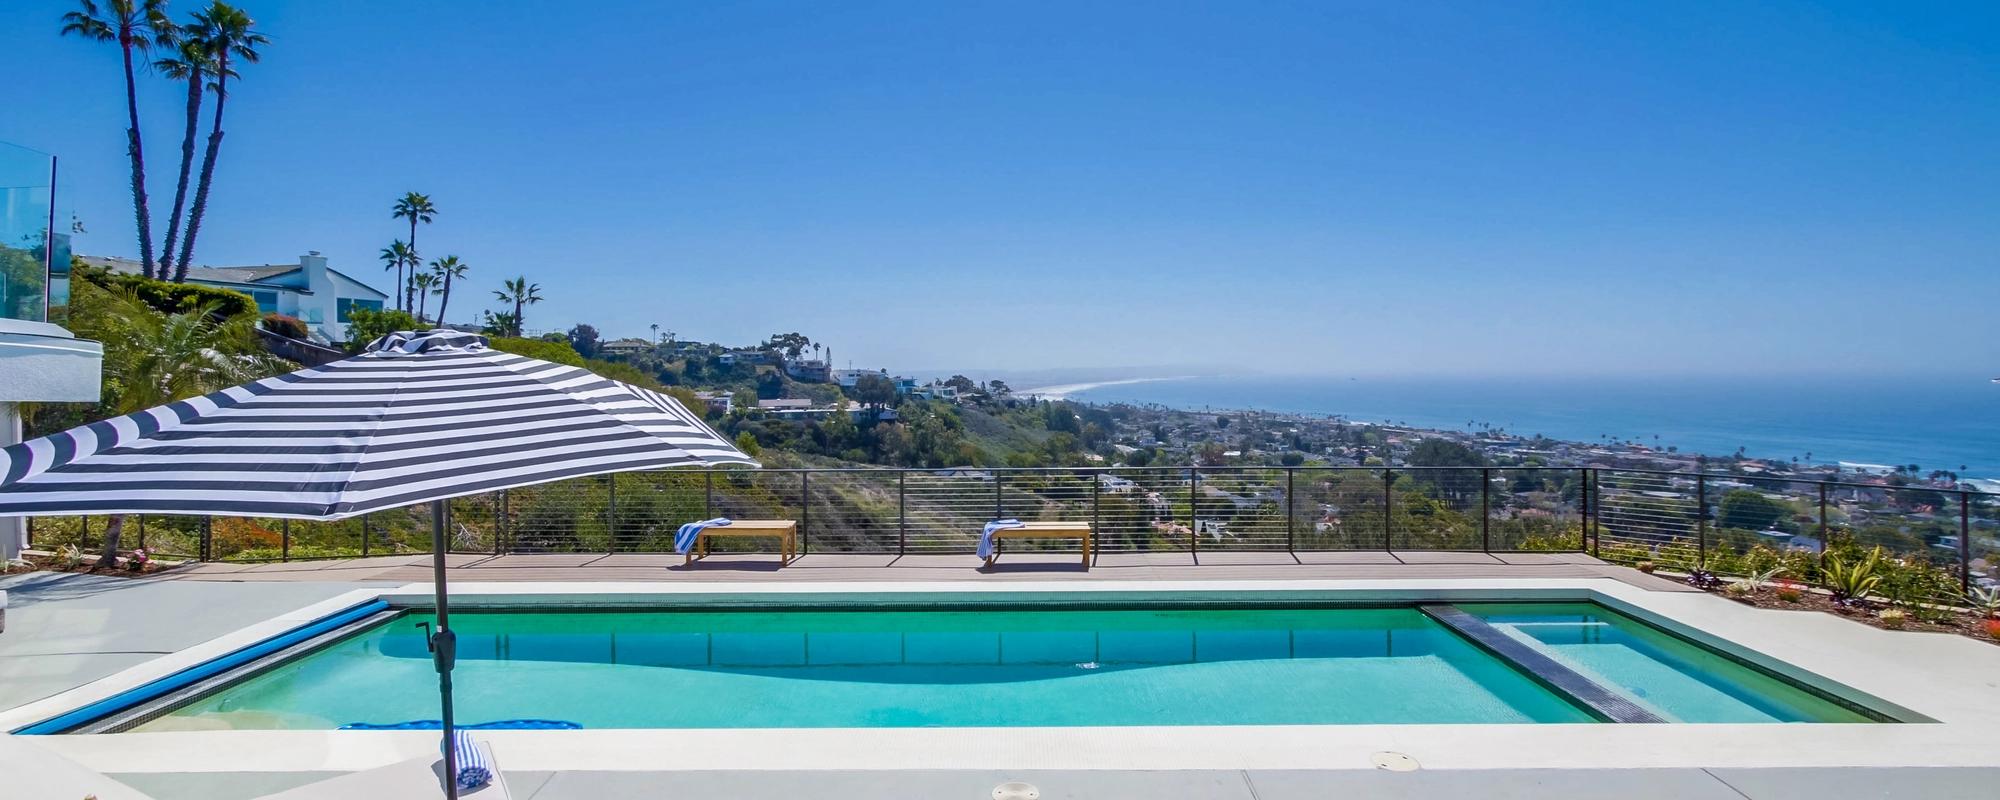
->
[1717,582,1999,641]
[2,549,177,578]
[1644,566,2000,645]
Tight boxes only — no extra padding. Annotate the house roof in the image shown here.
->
[79,255,388,300]
[82,255,301,287]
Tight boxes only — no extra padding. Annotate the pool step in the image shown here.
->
[1418,604,1665,724]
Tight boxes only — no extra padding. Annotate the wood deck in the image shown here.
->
[159,550,1696,591]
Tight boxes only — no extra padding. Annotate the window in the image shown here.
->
[249,290,279,313]
[337,297,383,322]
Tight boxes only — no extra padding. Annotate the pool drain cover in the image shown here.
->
[1372,751,1420,772]
[992,781,1041,800]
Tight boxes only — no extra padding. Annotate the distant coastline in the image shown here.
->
[1017,376,1196,400]
[1015,373,2000,480]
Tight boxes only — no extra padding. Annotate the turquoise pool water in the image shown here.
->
[137,607,1595,730]
[1463,603,1873,723]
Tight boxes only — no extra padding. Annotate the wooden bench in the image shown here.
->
[685,519,797,566]
[983,521,1093,569]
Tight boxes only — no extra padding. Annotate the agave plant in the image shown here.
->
[1743,566,1785,593]
[1823,549,1884,610]
[1966,586,2000,620]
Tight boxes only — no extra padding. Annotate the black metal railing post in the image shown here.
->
[1480,467,1491,552]
[499,489,511,554]
[1960,490,1973,594]
[282,519,291,562]
[490,492,502,555]
[200,517,212,561]
[1695,473,1707,568]
[1382,470,1394,552]
[1090,470,1101,562]
[136,515,146,551]
[1285,468,1296,552]
[705,471,715,519]
[1818,482,1829,542]
[606,475,618,554]
[993,471,1004,519]
[1584,469,1596,555]
[1189,468,1201,555]
[801,471,812,555]
[898,471,908,556]
[362,515,372,557]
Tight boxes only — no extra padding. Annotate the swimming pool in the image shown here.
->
[99,601,1878,732]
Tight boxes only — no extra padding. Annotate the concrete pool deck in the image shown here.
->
[153,549,1703,588]
[97,765,2000,800]
[0,572,388,711]
[5,557,2000,799]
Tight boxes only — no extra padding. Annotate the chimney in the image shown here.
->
[301,251,329,290]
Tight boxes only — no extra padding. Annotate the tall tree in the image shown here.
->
[155,34,226,280]
[410,272,438,321]
[391,192,436,311]
[428,255,467,325]
[174,1,266,280]
[492,276,542,336]
[378,239,412,311]
[62,0,174,278]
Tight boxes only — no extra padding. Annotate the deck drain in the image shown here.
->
[1372,751,1420,772]
[992,781,1041,800]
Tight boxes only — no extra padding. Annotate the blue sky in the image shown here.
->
[5,0,1996,377]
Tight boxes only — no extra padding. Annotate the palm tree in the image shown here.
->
[62,0,174,278]
[429,255,467,325]
[66,282,284,567]
[391,192,436,312]
[411,272,439,321]
[378,240,412,310]
[155,33,228,279]
[174,1,266,280]
[492,277,542,336]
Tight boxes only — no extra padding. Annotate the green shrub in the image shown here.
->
[488,336,585,366]
[72,262,257,318]
[262,313,308,340]
[343,308,429,352]
[489,337,684,393]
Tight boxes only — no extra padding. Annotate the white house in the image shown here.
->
[82,252,389,345]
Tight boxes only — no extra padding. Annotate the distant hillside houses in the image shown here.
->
[718,348,771,366]
[783,359,831,382]
[598,337,652,357]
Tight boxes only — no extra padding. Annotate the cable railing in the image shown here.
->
[1591,467,1997,603]
[22,466,1994,593]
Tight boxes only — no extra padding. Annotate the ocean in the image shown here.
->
[1042,374,2000,480]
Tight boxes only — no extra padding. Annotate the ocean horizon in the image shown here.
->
[1032,374,2000,480]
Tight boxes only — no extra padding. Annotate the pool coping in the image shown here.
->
[7,577,2000,775]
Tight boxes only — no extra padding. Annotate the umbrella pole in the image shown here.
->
[431,499,460,800]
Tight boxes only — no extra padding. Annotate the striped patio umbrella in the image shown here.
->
[0,328,756,798]
[0,328,754,518]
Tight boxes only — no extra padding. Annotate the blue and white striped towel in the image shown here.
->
[978,519,1026,560]
[675,518,732,554]
[447,729,492,789]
